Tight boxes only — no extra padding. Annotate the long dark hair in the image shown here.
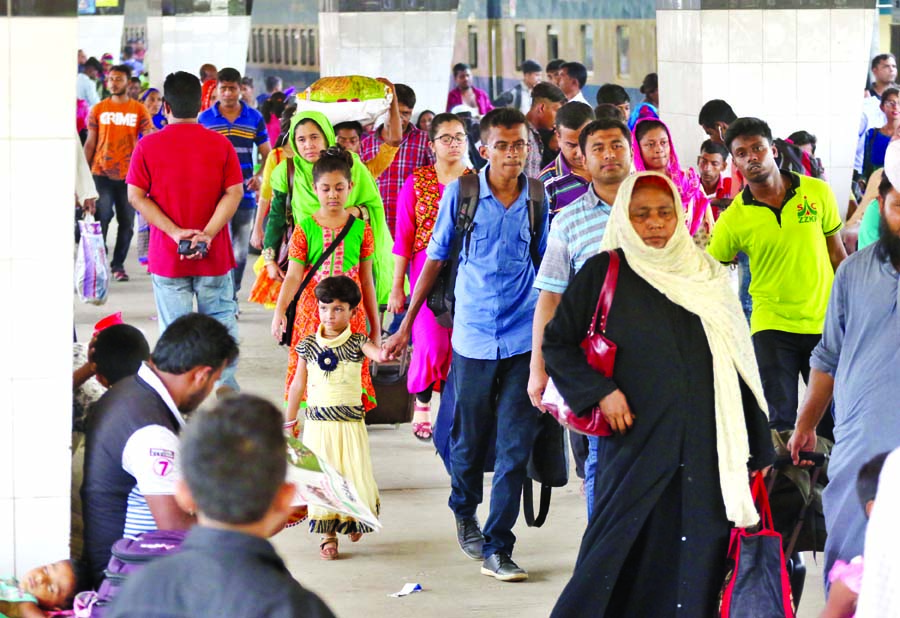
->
[260,91,287,122]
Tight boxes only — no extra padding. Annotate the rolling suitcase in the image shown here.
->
[366,310,414,425]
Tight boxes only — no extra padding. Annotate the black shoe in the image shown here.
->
[481,552,528,582]
[455,516,484,561]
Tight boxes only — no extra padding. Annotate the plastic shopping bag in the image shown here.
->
[75,215,109,305]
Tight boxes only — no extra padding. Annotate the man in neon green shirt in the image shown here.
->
[707,117,847,435]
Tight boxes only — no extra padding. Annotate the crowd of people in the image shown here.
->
[41,44,900,618]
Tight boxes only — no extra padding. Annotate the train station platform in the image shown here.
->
[71,245,828,617]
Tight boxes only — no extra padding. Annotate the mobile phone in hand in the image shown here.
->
[177,240,208,256]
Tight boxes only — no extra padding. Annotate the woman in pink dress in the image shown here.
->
[388,113,473,441]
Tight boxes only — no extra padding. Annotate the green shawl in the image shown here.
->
[266,110,394,303]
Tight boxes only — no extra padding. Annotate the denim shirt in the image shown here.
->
[427,167,549,360]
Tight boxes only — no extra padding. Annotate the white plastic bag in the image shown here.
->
[75,215,109,305]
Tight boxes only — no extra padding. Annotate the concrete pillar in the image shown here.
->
[77,14,124,61]
[157,5,251,81]
[0,2,76,576]
[656,0,876,214]
[318,3,460,117]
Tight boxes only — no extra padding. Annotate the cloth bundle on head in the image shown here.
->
[296,76,391,127]
[632,117,709,237]
[600,171,769,528]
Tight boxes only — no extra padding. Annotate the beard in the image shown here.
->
[876,216,900,269]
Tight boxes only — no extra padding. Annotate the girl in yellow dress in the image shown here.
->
[286,275,388,560]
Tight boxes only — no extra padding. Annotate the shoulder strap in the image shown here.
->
[293,217,356,302]
[286,159,296,223]
[589,250,620,336]
[526,177,546,269]
[522,480,551,528]
[456,173,481,256]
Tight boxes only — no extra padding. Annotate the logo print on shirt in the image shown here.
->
[99,111,138,127]
[797,196,817,224]
[153,457,174,477]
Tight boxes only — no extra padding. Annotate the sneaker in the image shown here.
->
[481,552,528,582]
[455,516,484,561]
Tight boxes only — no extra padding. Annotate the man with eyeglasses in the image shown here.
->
[385,107,549,583]
[360,83,434,235]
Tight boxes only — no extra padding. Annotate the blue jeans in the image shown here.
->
[737,252,752,323]
[151,273,240,391]
[448,352,541,558]
[230,207,256,299]
[585,436,599,518]
[94,175,134,271]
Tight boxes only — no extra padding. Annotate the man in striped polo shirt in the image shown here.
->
[199,67,271,307]
[539,101,595,220]
[528,118,632,513]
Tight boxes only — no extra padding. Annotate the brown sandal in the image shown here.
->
[349,532,363,543]
[319,536,339,560]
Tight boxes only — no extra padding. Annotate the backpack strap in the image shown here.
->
[522,479,552,528]
[525,177,546,269]
[456,173,481,257]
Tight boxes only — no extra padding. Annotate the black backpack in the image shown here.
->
[426,173,545,328]
[774,137,825,179]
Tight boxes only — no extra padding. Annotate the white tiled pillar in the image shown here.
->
[77,15,125,60]
[657,4,875,216]
[0,10,77,576]
[159,15,251,80]
[319,10,457,116]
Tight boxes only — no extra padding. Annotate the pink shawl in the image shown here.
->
[632,117,709,236]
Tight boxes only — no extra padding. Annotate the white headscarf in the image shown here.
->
[600,171,769,528]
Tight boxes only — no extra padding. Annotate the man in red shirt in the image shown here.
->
[127,71,244,393]
[445,63,493,118]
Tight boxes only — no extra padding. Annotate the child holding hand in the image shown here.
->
[287,275,388,560]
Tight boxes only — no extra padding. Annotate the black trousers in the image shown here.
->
[94,175,133,271]
[752,329,834,441]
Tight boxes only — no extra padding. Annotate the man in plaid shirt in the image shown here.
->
[360,83,434,235]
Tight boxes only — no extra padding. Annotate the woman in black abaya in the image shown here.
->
[544,172,773,617]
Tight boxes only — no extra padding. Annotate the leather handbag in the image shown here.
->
[542,250,620,437]
[276,157,295,273]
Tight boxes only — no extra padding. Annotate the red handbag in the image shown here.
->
[541,250,619,437]
[719,472,795,617]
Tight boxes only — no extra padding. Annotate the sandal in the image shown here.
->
[412,402,432,442]
[412,421,432,442]
[113,270,130,282]
[319,536,339,560]
[349,532,363,543]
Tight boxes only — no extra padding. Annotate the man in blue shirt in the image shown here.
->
[385,108,549,582]
[199,67,271,307]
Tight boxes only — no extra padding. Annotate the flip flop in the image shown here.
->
[319,537,339,560]
[412,421,432,442]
